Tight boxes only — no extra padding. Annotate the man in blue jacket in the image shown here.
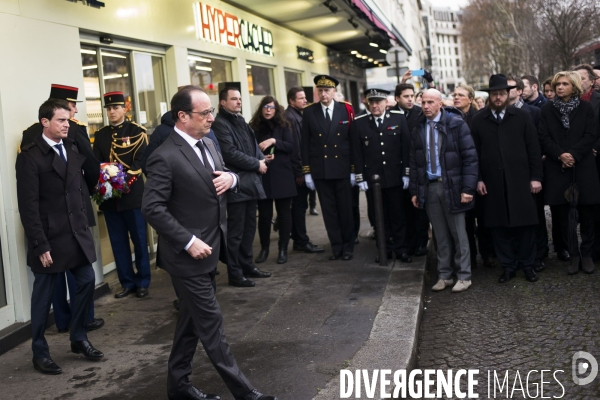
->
[409,89,478,293]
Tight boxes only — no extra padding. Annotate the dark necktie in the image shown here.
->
[196,140,214,173]
[325,108,331,129]
[377,118,382,128]
[428,121,437,174]
[496,112,502,123]
[55,143,67,164]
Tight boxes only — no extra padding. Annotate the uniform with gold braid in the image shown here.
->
[92,91,151,295]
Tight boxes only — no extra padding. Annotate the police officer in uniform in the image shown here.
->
[20,84,103,332]
[93,92,151,298]
[352,89,412,263]
[301,75,356,260]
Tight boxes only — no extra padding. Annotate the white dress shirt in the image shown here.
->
[321,101,335,119]
[43,134,67,161]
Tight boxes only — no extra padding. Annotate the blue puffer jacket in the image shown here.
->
[409,107,479,213]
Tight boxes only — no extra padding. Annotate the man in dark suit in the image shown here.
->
[212,87,270,287]
[17,99,103,375]
[285,87,324,254]
[352,88,412,263]
[142,86,276,400]
[20,84,103,333]
[301,75,356,260]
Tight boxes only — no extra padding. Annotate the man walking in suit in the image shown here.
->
[17,99,103,375]
[301,75,356,260]
[20,84,103,333]
[142,86,276,400]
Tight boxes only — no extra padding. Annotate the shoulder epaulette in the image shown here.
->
[130,121,148,131]
[20,142,36,152]
[305,102,318,108]
[354,114,368,120]
[341,100,353,106]
[390,109,405,114]
[70,118,87,127]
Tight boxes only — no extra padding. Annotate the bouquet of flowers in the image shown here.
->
[92,163,129,205]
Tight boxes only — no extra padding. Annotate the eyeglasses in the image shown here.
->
[263,105,276,110]
[188,107,215,118]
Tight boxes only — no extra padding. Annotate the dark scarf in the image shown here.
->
[581,90,594,102]
[552,96,579,129]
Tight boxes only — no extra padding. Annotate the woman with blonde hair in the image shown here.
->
[538,71,600,274]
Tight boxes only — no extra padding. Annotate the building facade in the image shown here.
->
[429,7,465,93]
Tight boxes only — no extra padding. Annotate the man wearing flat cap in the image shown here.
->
[301,75,356,260]
[20,84,103,334]
[93,92,151,299]
[352,89,412,263]
[471,74,543,284]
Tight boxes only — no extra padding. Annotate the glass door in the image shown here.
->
[132,53,168,136]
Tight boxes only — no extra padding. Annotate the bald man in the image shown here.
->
[409,89,479,293]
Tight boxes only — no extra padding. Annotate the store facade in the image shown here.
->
[0,0,332,332]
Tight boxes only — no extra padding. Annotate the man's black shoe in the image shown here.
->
[498,271,515,283]
[85,318,105,332]
[244,267,271,278]
[169,386,221,400]
[255,248,269,263]
[524,269,539,282]
[71,340,104,359]
[342,252,353,261]
[115,287,136,298]
[229,277,255,287]
[293,242,324,253]
[173,299,180,310]
[557,249,571,262]
[136,288,149,298]
[415,246,428,256]
[329,253,342,260]
[32,357,62,375]
[533,260,546,273]
[398,253,412,263]
[236,389,278,400]
[57,327,69,333]
[309,207,319,215]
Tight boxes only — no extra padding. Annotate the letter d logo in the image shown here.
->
[572,351,598,385]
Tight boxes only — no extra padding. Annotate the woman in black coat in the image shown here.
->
[250,95,298,264]
[539,71,600,274]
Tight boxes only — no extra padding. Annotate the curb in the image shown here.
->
[312,256,427,399]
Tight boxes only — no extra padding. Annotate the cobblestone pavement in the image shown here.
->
[416,250,600,399]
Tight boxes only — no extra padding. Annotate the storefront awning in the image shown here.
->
[221,0,410,68]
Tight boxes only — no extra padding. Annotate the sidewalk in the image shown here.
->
[0,199,426,400]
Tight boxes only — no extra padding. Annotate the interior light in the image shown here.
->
[355,53,362,58]
[103,74,122,80]
[351,50,357,54]
[195,66,213,72]
[361,55,368,59]
[246,65,252,69]
[102,52,127,59]
[188,55,211,63]
[368,58,374,62]
[82,65,98,70]
[380,49,388,54]
[369,42,379,47]
[80,49,96,55]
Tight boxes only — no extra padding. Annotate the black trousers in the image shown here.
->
[474,195,496,259]
[226,200,258,280]
[403,189,429,252]
[309,189,316,209]
[534,192,549,260]
[464,209,478,263]
[257,197,292,249]
[31,264,95,358]
[490,225,536,273]
[551,205,567,253]
[352,186,361,240]
[553,203,595,258]
[168,273,253,399]
[314,178,355,255]
[291,183,311,246]
[367,186,408,255]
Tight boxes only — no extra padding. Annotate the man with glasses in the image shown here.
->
[93,92,151,299]
[212,87,270,288]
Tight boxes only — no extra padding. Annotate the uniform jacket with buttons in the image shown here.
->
[16,135,96,273]
[301,100,354,179]
[93,120,148,212]
[352,110,410,188]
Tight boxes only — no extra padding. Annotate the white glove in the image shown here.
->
[402,176,410,190]
[350,173,356,187]
[358,181,369,191]
[305,174,315,191]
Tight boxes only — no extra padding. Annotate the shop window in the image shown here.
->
[134,53,168,135]
[101,49,135,123]
[247,64,275,114]
[284,70,302,94]
[189,54,232,108]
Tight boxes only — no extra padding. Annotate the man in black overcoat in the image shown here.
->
[301,75,356,260]
[471,75,543,284]
[17,99,103,375]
